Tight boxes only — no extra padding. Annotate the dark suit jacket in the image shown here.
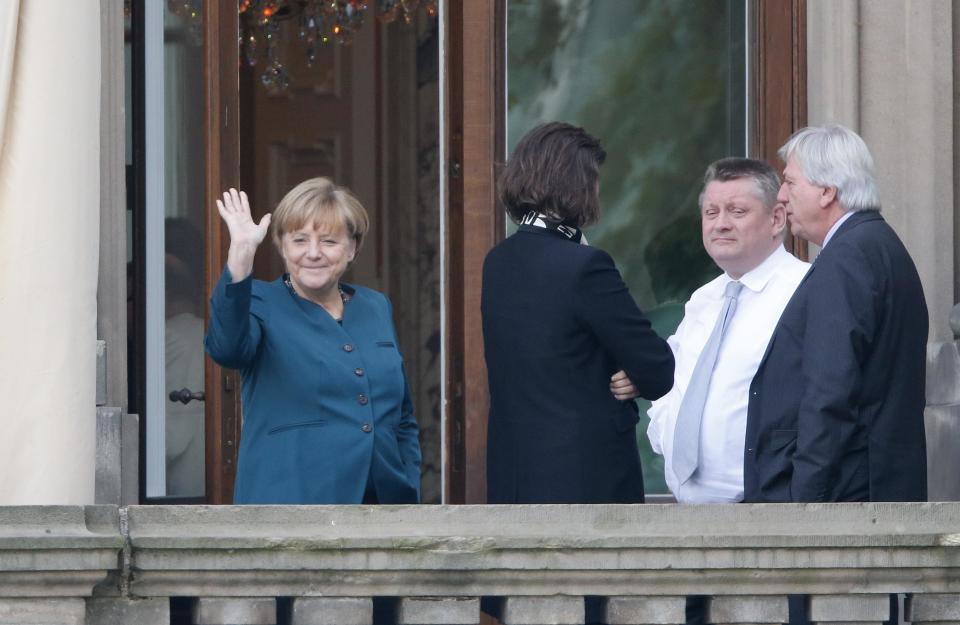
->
[481,225,675,504]
[744,210,928,503]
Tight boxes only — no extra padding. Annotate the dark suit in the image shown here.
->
[745,210,927,625]
[745,210,927,504]
[481,225,675,504]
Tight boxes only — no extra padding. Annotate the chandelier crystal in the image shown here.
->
[239,1,438,93]
[161,1,438,93]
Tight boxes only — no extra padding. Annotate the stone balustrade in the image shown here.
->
[2,503,960,624]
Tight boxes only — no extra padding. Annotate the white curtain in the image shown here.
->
[0,1,100,503]
[0,2,19,148]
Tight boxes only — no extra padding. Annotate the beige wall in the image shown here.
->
[0,1,101,503]
[808,0,959,500]
[807,0,956,343]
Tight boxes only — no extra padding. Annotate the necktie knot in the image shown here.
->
[724,280,744,299]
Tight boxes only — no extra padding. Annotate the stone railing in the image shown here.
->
[3,503,960,624]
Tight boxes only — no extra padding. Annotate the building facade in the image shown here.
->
[0,0,957,504]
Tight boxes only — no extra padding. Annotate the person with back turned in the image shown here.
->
[481,122,675,504]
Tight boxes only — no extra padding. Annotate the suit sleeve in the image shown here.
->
[573,249,675,400]
[385,295,422,500]
[204,266,265,370]
[792,244,878,502]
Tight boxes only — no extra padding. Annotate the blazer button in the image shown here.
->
[342,343,354,353]
[358,394,369,405]
[354,368,364,377]
[361,423,372,433]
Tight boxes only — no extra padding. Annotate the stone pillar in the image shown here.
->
[289,598,372,625]
[906,593,960,623]
[95,407,122,505]
[0,599,85,625]
[859,0,955,343]
[86,597,169,625]
[603,596,687,625]
[808,0,960,501]
[806,0,860,130]
[808,0,956,341]
[710,596,789,625]
[925,344,960,500]
[397,598,479,625]
[808,594,889,625]
[501,596,583,625]
[192,598,275,625]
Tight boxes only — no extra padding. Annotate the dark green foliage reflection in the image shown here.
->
[507,0,746,494]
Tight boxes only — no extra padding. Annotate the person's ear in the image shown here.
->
[771,203,787,235]
[820,185,837,208]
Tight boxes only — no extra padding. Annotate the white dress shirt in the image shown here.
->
[647,245,809,503]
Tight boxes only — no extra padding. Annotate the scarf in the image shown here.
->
[520,211,588,245]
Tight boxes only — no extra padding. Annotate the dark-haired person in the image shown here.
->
[481,122,674,504]
[205,178,421,504]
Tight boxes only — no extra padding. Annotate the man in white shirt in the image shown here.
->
[647,158,809,503]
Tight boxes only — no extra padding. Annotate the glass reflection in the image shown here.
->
[163,3,206,497]
[507,0,747,493]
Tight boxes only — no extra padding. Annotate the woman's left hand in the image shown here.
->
[610,370,640,401]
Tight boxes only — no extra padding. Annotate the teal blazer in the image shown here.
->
[205,268,421,504]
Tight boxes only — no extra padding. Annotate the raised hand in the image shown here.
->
[217,188,271,249]
[610,369,640,402]
[217,188,271,282]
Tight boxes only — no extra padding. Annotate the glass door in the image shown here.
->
[129,0,443,503]
[126,0,208,500]
[506,0,748,495]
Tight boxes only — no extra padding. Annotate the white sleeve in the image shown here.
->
[646,329,683,455]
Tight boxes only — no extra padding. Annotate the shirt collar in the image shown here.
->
[725,244,792,294]
[822,210,859,248]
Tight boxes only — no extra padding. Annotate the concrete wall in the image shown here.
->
[5,504,960,625]
[807,0,959,500]
[808,0,955,341]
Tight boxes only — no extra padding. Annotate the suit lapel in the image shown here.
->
[755,262,815,369]
[753,210,880,372]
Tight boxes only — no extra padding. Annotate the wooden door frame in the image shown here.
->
[753,0,808,259]
[443,0,808,504]
[443,0,506,504]
[203,1,242,504]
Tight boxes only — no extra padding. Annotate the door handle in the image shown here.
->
[168,388,206,405]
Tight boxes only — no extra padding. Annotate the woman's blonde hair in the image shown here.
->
[271,177,370,252]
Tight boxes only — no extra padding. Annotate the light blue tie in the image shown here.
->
[672,280,744,485]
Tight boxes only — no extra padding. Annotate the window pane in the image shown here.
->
[507,0,747,494]
[143,0,207,498]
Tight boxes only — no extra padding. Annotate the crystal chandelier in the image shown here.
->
[239,1,439,93]
[162,1,438,92]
